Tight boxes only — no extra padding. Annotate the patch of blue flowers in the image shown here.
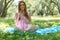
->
[4,27,15,33]
[4,26,60,35]
[36,26,60,34]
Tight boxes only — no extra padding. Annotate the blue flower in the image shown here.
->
[35,26,60,34]
[4,27,15,33]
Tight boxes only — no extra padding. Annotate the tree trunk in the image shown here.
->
[0,0,3,17]
[0,0,14,17]
[1,7,7,17]
[58,5,60,14]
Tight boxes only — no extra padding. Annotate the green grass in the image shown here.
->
[0,18,60,28]
[0,18,60,40]
[0,32,60,40]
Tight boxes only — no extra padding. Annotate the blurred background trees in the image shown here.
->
[0,0,60,18]
[26,0,60,16]
[0,0,14,17]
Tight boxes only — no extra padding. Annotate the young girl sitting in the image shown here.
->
[15,1,39,32]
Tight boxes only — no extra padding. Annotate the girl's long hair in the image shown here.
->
[18,1,31,22]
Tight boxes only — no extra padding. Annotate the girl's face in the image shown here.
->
[20,2,25,11]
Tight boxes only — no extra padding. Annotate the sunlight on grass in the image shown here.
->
[0,22,9,31]
[0,17,60,40]
[31,16,60,20]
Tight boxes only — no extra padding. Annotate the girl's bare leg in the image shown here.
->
[16,27,24,31]
[28,25,39,32]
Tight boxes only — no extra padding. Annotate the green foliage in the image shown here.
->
[0,18,60,40]
[25,0,60,16]
[0,31,60,40]
[5,0,60,18]
[0,18,60,28]
[0,0,14,17]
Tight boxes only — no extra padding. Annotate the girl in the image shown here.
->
[15,1,39,32]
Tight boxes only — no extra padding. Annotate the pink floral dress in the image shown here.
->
[15,12,39,31]
[15,12,31,31]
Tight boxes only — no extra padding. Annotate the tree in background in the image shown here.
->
[0,0,60,17]
[0,0,3,17]
[0,0,14,17]
[26,0,60,16]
